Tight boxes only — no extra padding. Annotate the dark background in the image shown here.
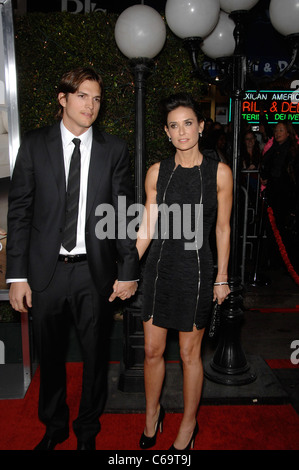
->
[25,0,167,13]
[20,0,293,70]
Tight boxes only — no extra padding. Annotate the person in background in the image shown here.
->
[240,130,262,212]
[260,121,299,269]
[201,117,214,149]
[241,130,261,171]
[212,129,231,166]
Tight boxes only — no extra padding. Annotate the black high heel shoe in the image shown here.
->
[169,422,199,452]
[139,405,165,449]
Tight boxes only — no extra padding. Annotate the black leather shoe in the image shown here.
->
[77,438,96,450]
[34,433,68,450]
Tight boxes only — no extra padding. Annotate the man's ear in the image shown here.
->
[58,92,67,109]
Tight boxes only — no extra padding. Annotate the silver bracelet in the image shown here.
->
[214,281,229,286]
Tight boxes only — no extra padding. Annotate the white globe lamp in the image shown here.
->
[165,0,220,40]
[201,11,236,59]
[269,0,299,37]
[219,0,259,13]
[114,5,166,59]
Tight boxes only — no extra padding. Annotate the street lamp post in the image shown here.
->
[114,4,166,391]
[130,57,153,205]
[205,8,257,384]
[165,0,299,385]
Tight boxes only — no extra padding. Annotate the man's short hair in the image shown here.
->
[56,67,104,118]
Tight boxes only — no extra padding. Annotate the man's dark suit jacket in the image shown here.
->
[6,121,139,294]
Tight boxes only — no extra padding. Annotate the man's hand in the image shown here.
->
[9,282,32,313]
[109,280,138,302]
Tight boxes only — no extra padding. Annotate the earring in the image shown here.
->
[199,132,202,137]
[169,137,172,142]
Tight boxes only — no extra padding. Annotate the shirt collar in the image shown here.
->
[60,120,93,148]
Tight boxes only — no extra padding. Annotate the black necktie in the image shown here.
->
[62,138,81,252]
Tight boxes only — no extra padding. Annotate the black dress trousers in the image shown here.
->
[32,259,113,442]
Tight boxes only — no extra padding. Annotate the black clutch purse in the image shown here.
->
[208,301,220,338]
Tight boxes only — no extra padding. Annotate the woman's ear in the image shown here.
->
[199,119,205,135]
[164,125,171,140]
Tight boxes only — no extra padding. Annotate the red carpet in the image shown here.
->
[254,307,299,313]
[0,363,298,451]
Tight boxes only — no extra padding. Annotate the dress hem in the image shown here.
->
[142,315,207,332]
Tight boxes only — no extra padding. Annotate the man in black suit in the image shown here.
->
[6,67,139,450]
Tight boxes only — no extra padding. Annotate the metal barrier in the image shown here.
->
[240,169,267,284]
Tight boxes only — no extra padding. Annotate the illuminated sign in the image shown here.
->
[229,90,299,125]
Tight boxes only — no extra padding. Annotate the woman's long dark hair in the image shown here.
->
[241,131,261,169]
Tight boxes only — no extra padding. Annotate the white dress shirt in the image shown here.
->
[59,121,92,255]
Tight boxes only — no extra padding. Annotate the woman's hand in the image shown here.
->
[213,284,230,305]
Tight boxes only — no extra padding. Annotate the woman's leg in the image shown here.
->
[174,326,205,449]
[143,319,168,437]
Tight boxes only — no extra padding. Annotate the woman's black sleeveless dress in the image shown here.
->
[141,153,219,332]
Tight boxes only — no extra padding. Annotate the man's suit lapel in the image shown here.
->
[44,123,107,218]
[86,128,107,220]
[45,122,66,203]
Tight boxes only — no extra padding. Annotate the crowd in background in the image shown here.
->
[201,116,299,271]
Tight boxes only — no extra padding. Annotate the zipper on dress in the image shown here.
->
[193,166,203,327]
[151,165,178,318]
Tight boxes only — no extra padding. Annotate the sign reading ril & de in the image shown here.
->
[237,86,299,125]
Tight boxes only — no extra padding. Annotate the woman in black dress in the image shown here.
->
[136,93,232,450]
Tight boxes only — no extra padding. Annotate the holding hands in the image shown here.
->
[109,279,138,302]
